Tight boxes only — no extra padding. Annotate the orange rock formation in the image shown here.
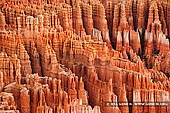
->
[0,0,170,113]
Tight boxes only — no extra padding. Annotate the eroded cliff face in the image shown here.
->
[0,0,170,113]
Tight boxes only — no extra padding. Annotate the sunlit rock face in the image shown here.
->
[0,0,170,113]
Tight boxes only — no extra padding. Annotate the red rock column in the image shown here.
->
[20,88,30,113]
[105,1,113,37]
[127,72,133,102]
[30,42,42,76]
[92,3,110,41]
[38,15,44,34]
[68,77,77,101]
[43,13,50,28]
[119,4,128,29]
[78,77,88,105]
[147,7,153,32]
[0,71,4,90]
[72,5,85,36]
[16,43,32,76]
[112,5,119,47]
[144,31,154,56]
[20,11,26,29]
[33,18,39,35]
[137,2,145,29]
[148,90,156,113]
[0,12,6,31]
[141,89,149,113]
[112,70,122,95]
[116,31,123,51]
[159,91,169,113]
[16,17,21,33]
[130,30,141,54]
[63,91,69,113]
[30,87,39,113]
[123,30,130,50]
[167,4,170,35]
[132,89,142,113]
[118,84,129,113]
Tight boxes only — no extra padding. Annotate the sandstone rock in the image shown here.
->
[0,12,6,31]
[0,1,170,113]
